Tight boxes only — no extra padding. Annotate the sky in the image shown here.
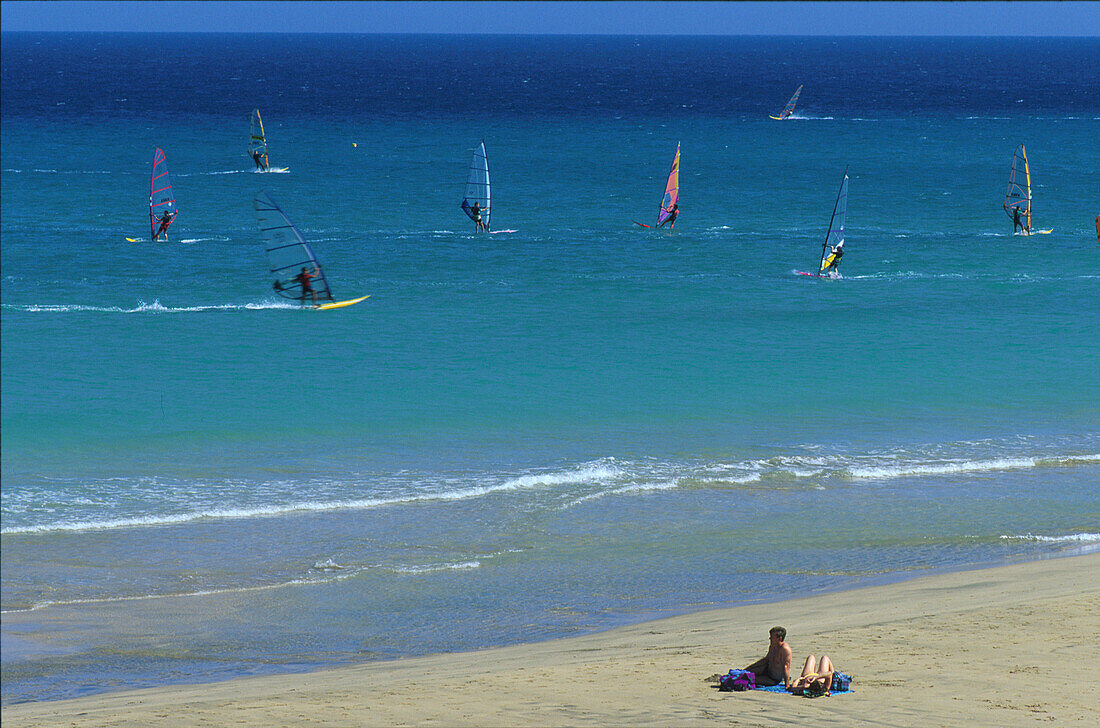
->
[1,1,1098,36]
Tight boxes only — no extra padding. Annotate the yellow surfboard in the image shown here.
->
[316,295,370,310]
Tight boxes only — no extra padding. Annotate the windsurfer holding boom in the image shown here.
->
[295,266,321,307]
[252,149,267,171]
[153,210,176,242]
[822,241,844,275]
[1012,205,1026,234]
[470,201,487,233]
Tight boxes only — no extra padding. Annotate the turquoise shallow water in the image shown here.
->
[2,33,1099,703]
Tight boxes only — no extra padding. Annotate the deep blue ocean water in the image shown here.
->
[2,33,1099,704]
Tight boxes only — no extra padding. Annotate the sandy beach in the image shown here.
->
[3,553,1097,727]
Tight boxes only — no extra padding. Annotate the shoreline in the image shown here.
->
[4,552,1097,727]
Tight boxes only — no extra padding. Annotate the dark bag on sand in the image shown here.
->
[831,672,852,693]
[719,670,756,692]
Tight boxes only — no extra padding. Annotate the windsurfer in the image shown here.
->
[1012,205,1026,234]
[153,210,175,242]
[658,202,679,229]
[823,241,844,274]
[295,266,320,307]
[252,149,266,171]
[471,201,487,232]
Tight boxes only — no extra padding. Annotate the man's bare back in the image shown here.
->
[744,626,792,687]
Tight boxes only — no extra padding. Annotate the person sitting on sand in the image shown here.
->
[743,626,792,688]
[788,653,836,697]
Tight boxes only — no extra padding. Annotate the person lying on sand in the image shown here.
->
[788,653,836,697]
[743,626,792,688]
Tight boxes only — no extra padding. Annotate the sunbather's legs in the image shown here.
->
[817,655,833,674]
[799,654,818,678]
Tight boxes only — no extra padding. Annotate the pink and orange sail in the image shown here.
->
[656,142,680,227]
[149,147,177,240]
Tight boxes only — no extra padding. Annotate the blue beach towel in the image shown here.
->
[754,672,854,695]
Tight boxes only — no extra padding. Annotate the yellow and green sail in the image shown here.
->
[1003,144,1031,232]
[249,109,270,171]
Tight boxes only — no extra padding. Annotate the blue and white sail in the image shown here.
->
[460,141,491,230]
[253,191,334,303]
[818,167,849,273]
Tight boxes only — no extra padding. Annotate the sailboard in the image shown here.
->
[253,190,368,310]
[653,142,680,228]
[770,84,803,120]
[249,109,289,173]
[460,141,491,231]
[1003,144,1051,235]
[148,147,178,242]
[796,166,849,278]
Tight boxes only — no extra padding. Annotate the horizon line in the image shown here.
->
[4,30,1098,38]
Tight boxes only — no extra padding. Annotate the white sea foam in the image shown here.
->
[179,169,250,176]
[0,568,365,614]
[12,300,298,314]
[388,561,481,574]
[500,460,623,490]
[6,448,1096,535]
[848,457,1038,479]
[4,168,112,174]
[564,478,681,508]
[2,462,623,534]
[1000,533,1100,544]
[2,556,491,613]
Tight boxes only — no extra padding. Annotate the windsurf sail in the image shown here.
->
[460,141,491,230]
[818,166,849,273]
[1004,144,1031,233]
[253,191,334,303]
[772,84,803,120]
[149,147,177,240]
[656,142,680,227]
[249,109,270,171]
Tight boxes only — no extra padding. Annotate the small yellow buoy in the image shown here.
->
[352,142,357,148]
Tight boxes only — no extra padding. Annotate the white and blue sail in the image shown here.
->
[253,191,334,303]
[460,141,491,230]
[818,166,849,273]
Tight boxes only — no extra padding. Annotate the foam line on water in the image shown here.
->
[6,300,300,313]
[0,569,365,614]
[849,457,1034,479]
[0,556,491,613]
[5,450,1096,535]
[2,461,625,534]
[1000,532,1100,544]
